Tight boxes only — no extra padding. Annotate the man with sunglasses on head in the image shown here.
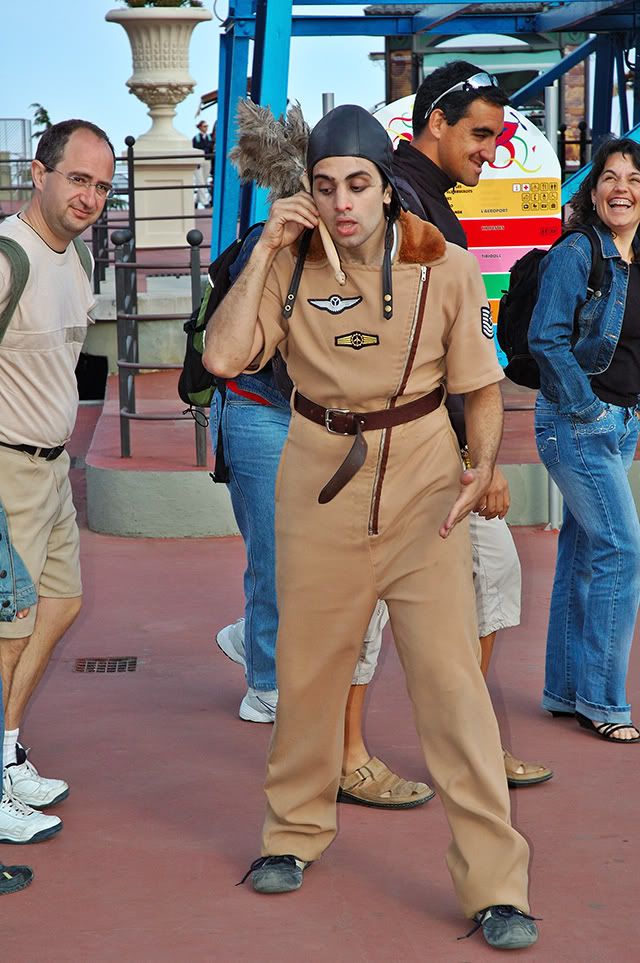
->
[0,120,115,843]
[392,61,553,790]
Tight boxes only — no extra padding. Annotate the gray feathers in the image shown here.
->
[229,100,310,201]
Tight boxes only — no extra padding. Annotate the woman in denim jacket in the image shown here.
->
[530,137,640,742]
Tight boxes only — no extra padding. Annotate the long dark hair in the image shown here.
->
[567,137,640,228]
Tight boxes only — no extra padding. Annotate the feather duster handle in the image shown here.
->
[299,171,346,285]
[229,100,346,285]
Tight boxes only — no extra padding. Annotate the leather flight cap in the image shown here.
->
[306,104,404,212]
[0,440,66,460]
[294,386,443,503]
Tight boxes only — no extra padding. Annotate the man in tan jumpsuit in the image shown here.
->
[204,106,538,951]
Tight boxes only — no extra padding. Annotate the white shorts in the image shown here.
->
[469,514,521,637]
[350,517,521,684]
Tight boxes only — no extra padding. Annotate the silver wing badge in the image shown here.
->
[307,294,363,315]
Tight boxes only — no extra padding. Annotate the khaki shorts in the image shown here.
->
[0,446,81,639]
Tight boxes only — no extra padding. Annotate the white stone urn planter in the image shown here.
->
[106,6,213,247]
[106,6,212,152]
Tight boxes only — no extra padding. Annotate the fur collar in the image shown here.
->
[293,210,447,265]
[397,210,447,264]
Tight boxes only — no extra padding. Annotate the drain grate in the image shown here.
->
[74,657,138,674]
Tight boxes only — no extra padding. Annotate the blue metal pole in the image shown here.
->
[250,0,293,224]
[634,35,640,127]
[512,36,597,106]
[210,2,252,257]
[592,33,615,149]
[615,40,630,134]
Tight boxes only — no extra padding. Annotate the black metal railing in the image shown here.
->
[112,228,207,466]
[558,120,591,181]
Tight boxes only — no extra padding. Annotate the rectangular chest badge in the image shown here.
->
[335,331,380,350]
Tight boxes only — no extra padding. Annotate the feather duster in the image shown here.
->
[229,99,346,285]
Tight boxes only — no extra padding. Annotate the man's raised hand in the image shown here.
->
[259,192,319,253]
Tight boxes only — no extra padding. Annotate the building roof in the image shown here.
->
[364,3,544,14]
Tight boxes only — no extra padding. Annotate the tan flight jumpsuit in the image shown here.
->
[250,212,530,918]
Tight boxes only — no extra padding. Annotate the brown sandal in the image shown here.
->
[338,756,435,809]
[503,749,553,787]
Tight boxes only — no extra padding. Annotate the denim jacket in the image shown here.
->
[529,225,632,421]
[0,501,37,620]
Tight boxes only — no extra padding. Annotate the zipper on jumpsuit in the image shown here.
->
[368,265,430,537]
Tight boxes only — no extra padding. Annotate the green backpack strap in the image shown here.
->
[72,237,93,281]
[0,237,30,344]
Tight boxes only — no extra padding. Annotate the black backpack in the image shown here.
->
[496,225,606,389]
[178,223,265,482]
[178,222,264,410]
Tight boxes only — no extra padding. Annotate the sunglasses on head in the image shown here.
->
[424,71,500,120]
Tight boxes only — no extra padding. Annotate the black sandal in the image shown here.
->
[576,712,640,743]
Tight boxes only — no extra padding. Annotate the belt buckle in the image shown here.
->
[324,407,352,435]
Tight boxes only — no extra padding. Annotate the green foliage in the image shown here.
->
[30,103,52,139]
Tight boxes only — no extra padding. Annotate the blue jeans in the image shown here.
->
[535,395,640,723]
[211,389,290,690]
[0,675,3,802]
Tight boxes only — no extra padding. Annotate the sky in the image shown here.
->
[1,2,385,155]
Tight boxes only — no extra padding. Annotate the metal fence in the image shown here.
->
[0,118,33,209]
[558,120,591,180]
[108,137,210,466]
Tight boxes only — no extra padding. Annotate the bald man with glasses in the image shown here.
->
[0,119,114,844]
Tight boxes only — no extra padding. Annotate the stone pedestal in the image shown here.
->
[129,153,203,249]
[106,6,213,248]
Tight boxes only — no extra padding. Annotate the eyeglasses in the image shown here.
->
[424,71,500,120]
[43,165,114,200]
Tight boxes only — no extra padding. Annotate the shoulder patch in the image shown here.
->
[308,294,362,315]
[480,305,494,340]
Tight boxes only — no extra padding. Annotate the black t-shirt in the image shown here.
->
[392,140,469,446]
[592,261,640,406]
[392,140,469,250]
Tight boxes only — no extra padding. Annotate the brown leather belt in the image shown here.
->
[294,386,444,503]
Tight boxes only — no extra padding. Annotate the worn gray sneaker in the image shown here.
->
[239,687,278,723]
[244,855,310,894]
[215,619,246,669]
[472,905,539,950]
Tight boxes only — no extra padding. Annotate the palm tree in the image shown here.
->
[30,103,52,138]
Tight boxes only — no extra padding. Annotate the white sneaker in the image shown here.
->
[239,688,278,723]
[0,775,62,844]
[216,619,246,669]
[4,747,69,809]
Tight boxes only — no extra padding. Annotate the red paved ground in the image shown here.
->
[4,384,640,960]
